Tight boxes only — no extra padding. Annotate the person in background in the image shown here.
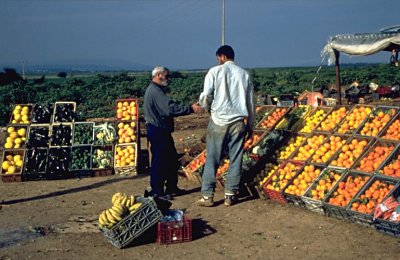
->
[197,45,255,207]
[144,66,204,200]
[390,49,398,66]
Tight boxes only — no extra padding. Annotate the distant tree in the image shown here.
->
[0,68,23,85]
[57,71,67,78]
[33,75,45,84]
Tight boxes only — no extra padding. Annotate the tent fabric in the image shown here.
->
[322,32,400,65]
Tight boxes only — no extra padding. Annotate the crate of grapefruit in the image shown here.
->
[1,149,25,182]
[3,125,29,149]
[9,104,33,125]
[114,143,137,175]
[357,106,399,137]
[116,98,139,121]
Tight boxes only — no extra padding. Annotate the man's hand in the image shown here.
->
[191,103,205,113]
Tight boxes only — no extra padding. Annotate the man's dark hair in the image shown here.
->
[216,45,235,60]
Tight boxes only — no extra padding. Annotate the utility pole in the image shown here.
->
[20,61,26,80]
[222,0,225,45]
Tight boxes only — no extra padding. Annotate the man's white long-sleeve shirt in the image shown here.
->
[199,61,255,128]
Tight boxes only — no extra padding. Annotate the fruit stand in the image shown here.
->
[182,102,400,237]
[1,98,140,182]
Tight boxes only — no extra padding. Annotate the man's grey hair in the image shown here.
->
[151,66,169,77]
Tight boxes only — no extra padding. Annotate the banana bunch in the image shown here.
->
[98,203,129,229]
[98,192,143,229]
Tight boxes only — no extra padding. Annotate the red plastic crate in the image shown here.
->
[157,216,192,245]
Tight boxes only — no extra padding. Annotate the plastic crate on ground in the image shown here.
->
[376,144,400,180]
[99,197,163,249]
[22,147,48,181]
[157,216,192,245]
[373,185,400,238]
[1,149,26,183]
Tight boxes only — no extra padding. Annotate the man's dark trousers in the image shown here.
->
[147,125,178,196]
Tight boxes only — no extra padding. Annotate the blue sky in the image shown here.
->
[1,0,400,70]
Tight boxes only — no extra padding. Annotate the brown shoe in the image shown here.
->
[224,195,238,206]
[196,196,214,207]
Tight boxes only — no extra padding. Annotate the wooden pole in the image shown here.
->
[334,50,341,105]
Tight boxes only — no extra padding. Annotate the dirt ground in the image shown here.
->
[0,113,399,260]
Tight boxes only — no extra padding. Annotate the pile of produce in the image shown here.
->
[27,125,50,148]
[47,148,70,174]
[117,121,137,144]
[32,103,53,123]
[73,123,93,145]
[93,147,113,169]
[53,103,75,122]
[98,192,142,229]
[114,144,136,167]
[4,126,27,149]
[70,146,92,170]
[10,105,31,124]
[116,100,138,121]
[94,122,117,145]
[24,148,48,173]
[50,124,72,146]
[1,153,24,175]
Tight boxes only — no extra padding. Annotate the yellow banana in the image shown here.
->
[120,196,128,207]
[105,209,117,224]
[112,203,125,216]
[112,192,122,204]
[129,202,142,213]
[109,208,122,221]
[99,211,108,226]
[130,195,135,206]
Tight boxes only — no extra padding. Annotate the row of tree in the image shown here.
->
[0,64,399,126]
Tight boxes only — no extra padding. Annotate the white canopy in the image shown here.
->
[322,29,400,65]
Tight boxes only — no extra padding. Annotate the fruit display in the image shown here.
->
[93,122,117,145]
[32,103,53,123]
[327,173,371,208]
[53,102,75,123]
[336,105,372,134]
[300,107,330,133]
[1,151,25,175]
[184,150,206,173]
[354,142,396,174]
[116,100,138,121]
[47,147,70,174]
[290,134,328,162]
[310,135,347,165]
[4,126,28,149]
[70,146,92,170]
[117,121,137,144]
[259,161,280,186]
[316,106,348,132]
[50,124,73,146]
[380,115,400,140]
[276,134,307,160]
[256,107,288,129]
[255,105,275,125]
[243,132,264,151]
[350,179,395,214]
[73,123,94,145]
[265,161,302,192]
[378,151,400,179]
[304,168,343,201]
[358,107,397,137]
[10,105,32,124]
[27,125,50,148]
[98,192,142,229]
[114,144,137,167]
[329,137,371,168]
[93,147,114,169]
[216,158,230,178]
[275,106,311,131]
[23,148,48,174]
[284,164,322,196]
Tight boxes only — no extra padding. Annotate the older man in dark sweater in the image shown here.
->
[144,66,203,200]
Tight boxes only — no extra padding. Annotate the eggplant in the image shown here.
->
[54,103,75,122]
[27,126,50,148]
[24,148,48,173]
[47,148,70,174]
[50,124,72,146]
[32,104,53,123]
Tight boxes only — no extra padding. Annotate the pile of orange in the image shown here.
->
[359,108,396,136]
[300,108,328,133]
[258,108,288,129]
[379,154,400,178]
[186,151,207,173]
[243,133,262,151]
[317,107,348,132]
[311,135,347,164]
[350,180,395,214]
[356,145,395,173]
[330,138,369,168]
[117,122,137,144]
[337,106,372,134]
[328,174,370,207]
[277,135,306,160]
[217,159,230,177]
[265,162,301,191]
[381,118,400,140]
[116,100,138,121]
[292,134,327,161]
[307,169,342,201]
[284,165,321,196]
[114,145,136,167]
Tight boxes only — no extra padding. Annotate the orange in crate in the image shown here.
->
[257,107,288,129]
[265,161,301,192]
[285,164,321,196]
[350,179,395,214]
[328,174,370,208]
[381,118,400,140]
[356,145,395,173]
[316,106,348,132]
[116,99,138,121]
[117,121,137,144]
[330,138,370,168]
[336,106,372,134]
[359,108,397,137]
[379,154,400,179]
[291,134,327,162]
[307,169,342,201]
[311,135,347,165]
[114,144,137,167]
